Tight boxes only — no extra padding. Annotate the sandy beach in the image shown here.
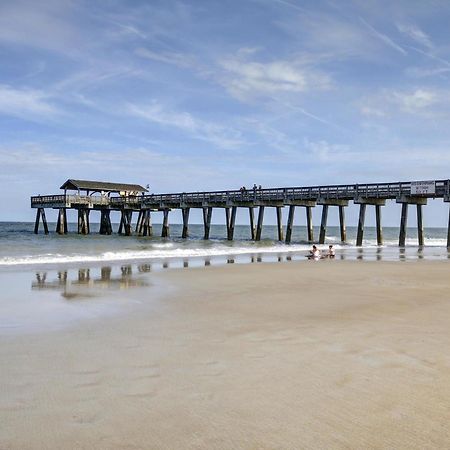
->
[2,260,450,449]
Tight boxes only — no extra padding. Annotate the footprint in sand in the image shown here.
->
[199,360,226,377]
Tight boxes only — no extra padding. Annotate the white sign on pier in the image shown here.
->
[411,180,436,195]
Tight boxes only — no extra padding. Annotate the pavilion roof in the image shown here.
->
[60,179,148,193]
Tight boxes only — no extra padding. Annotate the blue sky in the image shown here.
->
[1,0,450,226]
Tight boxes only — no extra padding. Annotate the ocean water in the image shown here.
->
[0,221,448,270]
[0,221,448,335]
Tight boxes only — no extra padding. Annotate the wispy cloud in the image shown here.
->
[359,18,407,55]
[0,85,58,119]
[135,47,198,69]
[218,52,331,101]
[0,0,83,57]
[360,88,448,118]
[127,101,245,149]
[396,22,433,49]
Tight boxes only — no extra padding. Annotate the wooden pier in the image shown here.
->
[31,179,450,247]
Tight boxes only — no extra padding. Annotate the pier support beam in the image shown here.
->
[203,207,212,240]
[135,211,143,234]
[375,205,383,246]
[34,208,49,235]
[56,208,67,235]
[399,203,408,247]
[276,206,284,241]
[100,210,112,235]
[78,209,90,235]
[356,204,366,247]
[396,196,427,247]
[319,205,328,244]
[306,206,314,242]
[182,208,190,238]
[142,210,152,236]
[447,203,450,249]
[417,204,424,247]
[249,207,255,240]
[256,206,265,241]
[161,209,170,237]
[355,198,386,246]
[339,206,346,243]
[226,206,237,240]
[119,210,132,236]
[317,199,348,244]
[285,205,295,244]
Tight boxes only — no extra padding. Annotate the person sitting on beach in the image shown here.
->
[327,245,335,258]
[308,245,321,260]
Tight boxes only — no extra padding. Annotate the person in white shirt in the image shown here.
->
[327,245,335,258]
[308,245,321,260]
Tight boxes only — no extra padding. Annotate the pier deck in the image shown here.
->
[31,179,450,247]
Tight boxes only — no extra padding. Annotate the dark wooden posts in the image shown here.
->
[78,209,90,235]
[142,210,152,236]
[276,206,283,241]
[399,203,408,247]
[226,206,237,240]
[285,202,315,244]
[161,209,170,237]
[119,210,132,236]
[375,205,383,246]
[255,206,265,241]
[99,210,112,235]
[135,211,143,233]
[249,207,255,240]
[396,196,427,247]
[339,205,346,243]
[317,200,348,244]
[354,198,385,246]
[319,205,328,244]
[356,204,366,247]
[34,208,49,234]
[285,205,295,244]
[306,206,314,242]
[417,204,424,247]
[447,203,450,249]
[56,208,67,235]
[203,207,212,239]
[136,210,151,236]
[182,208,190,238]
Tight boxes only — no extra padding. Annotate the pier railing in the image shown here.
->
[31,179,449,210]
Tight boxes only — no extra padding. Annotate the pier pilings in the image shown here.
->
[182,208,190,238]
[354,197,386,246]
[203,207,212,240]
[34,208,49,235]
[317,199,348,244]
[396,196,427,247]
[56,208,67,235]
[255,206,265,241]
[161,209,170,238]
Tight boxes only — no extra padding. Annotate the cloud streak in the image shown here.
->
[359,18,407,55]
[127,101,245,149]
[0,85,58,119]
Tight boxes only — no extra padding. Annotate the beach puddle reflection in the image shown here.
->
[24,246,450,304]
[32,264,151,300]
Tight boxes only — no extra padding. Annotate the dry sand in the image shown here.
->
[1,260,450,449]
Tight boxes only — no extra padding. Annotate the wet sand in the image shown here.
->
[1,260,450,449]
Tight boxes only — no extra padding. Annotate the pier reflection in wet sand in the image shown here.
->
[32,264,153,299]
[29,247,441,300]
